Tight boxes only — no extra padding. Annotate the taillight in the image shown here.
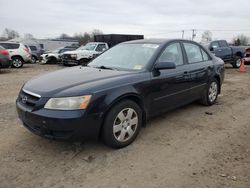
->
[0,50,9,56]
[24,48,29,53]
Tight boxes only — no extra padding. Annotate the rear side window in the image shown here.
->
[183,43,203,63]
[29,46,37,51]
[0,46,4,50]
[158,43,184,66]
[201,49,209,61]
[0,43,19,49]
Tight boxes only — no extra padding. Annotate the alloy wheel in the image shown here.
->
[113,108,138,142]
[208,82,218,103]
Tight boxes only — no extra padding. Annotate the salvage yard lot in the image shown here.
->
[0,64,250,188]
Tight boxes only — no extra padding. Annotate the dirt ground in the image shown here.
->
[0,64,249,188]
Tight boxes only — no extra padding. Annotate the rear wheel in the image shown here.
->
[200,79,219,106]
[11,57,24,68]
[232,56,242,68]
[102,100,142,148]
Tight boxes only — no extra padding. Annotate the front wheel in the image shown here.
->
[200,79,219,106]
[102,100,142,148]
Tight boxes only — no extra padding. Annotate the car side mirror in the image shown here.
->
[155,61,176,70]
[210,47,214,51]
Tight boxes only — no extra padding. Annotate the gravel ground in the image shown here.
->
[0,64,249,188]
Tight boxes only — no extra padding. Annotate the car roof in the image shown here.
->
[0,41,20,44]
[122,38,200,45]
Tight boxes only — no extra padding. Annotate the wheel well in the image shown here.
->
[214,75,221,94]
[11,55,24,62]
[32,55,38,60]
[235,52,243,58]
[98,95,147,139]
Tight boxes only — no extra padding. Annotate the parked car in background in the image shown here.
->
[0,45,12,69]
[62,42,109,66]
[28,45,44,63]
[39,47,76,64]
[0,42,32,68]
[16,39,224,148]
[244,47,250,64]
[205,40,246,68]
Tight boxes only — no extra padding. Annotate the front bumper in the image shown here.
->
[16,100,103,141]
[62,59,79,66]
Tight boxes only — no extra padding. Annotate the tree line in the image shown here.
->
[0,28,249,46]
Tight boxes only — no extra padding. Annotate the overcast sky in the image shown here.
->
[1,0,250,41]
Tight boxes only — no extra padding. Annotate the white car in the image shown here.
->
[40,47,76,64]
[0,42,32,68]
[61,42,109,66]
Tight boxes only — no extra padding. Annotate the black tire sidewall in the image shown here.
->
[232,56,241,68]
[102,100,142,148]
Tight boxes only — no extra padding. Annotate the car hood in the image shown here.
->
[23,66,136,97]
[63,50,93,55]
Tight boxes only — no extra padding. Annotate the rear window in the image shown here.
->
[0,43,20,49]
[29,46,37,51]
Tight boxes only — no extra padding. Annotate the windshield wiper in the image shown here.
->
[94,65,115,70]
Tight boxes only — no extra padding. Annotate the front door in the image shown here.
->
[148,42,192,116]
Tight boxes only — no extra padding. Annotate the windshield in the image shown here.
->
[89,44,159,71]
[77,43,97,51]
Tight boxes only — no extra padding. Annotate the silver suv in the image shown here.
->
[0,42,32,68]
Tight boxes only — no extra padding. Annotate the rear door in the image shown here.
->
[182,42,213,99]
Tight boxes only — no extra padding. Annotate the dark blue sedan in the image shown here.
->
[16,39,225,148]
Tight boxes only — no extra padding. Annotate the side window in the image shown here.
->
[29,46,37,51]
[218,40,228,47]
[158,43,183,66]
[201,49,209,61]
[183,43,203,63]
[0,43,19,49]
[96,44,107,52]
[210,41,219,49]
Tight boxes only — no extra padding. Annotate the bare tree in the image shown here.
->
[1,28,20,40]
[232,34,249,46]
[201,30,212,42]
[59,33,71,39]
[23,33,34,39]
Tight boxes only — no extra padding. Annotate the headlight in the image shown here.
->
[44,95,92,110]
[70,54,77,59]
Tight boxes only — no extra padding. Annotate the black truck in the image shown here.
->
[94,34,144,48]
[205,40,246,68]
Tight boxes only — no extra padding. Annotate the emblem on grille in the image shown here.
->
[21,96,28,104]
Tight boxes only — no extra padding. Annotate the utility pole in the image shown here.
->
[182,30,185,39]
[192,29,196,41]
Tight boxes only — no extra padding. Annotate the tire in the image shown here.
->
[232,56,242,68]
[102,100,142,149]
[11,57,24,68]
[200,79,219,106]
[79,58,89,66]
[31,56,37,64]
[47,57,57,64]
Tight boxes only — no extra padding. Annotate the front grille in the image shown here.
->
[19,90,41,107]
[62,54,72,59]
